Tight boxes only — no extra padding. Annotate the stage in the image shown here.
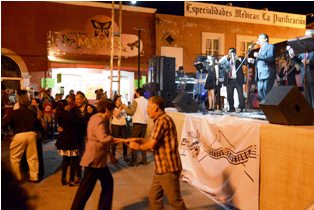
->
[165,109,314,210]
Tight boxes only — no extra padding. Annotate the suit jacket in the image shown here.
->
[294,51,314,83]
[80,113,112,168]
[223,59,245,86]
[255,43,276,81]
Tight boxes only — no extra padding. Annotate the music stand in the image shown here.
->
[287,35,314,54]
[194,62,205,73]
[193,61,207,106]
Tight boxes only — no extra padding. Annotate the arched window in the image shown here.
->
[1,55,21,90]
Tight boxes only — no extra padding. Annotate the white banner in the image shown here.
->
[179,114,263,210]
[184,1,306,29]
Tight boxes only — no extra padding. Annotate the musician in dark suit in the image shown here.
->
[288,29,314,108]
[248,33,276,103]
[223,48,246,112]
[277,54,300,86]
[299,51,314,108]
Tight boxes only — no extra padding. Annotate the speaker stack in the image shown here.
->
[148,56,177,107]
[260,86,314,125]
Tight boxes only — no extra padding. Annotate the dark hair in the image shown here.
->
[259,33,269,42]
[149,96,165,112]
[97,99,115,113]
[113,94,121,104]
[229,48,236,53]
[17,89,28,96]
[136,88,145,96]
[67,93,75,102]
[76,91,86,99]
[18,94,30,107]
[34,98,41,105]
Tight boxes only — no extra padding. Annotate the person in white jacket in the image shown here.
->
[123,88,148,166]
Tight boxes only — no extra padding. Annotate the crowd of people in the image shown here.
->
[2,29,313,209]
[2,86,187,210]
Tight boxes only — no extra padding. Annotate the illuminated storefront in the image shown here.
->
[2,1,156,102]
[51,68,134,102]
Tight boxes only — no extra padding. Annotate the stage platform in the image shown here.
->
[164,109,314,210]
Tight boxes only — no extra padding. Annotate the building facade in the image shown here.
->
[155,2,307,73]
[1,1,309,103]
[2,1,156,100]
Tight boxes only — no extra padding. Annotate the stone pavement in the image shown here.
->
[2,138,224,210]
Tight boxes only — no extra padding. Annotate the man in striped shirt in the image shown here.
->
[128,96,186,210]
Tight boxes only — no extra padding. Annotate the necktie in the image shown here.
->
[229,61,233,78]
[304,52,308,69]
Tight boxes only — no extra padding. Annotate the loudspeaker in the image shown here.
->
[160,90,177,108]
[148,56,175,91]
[260,86,314,125]
[172,93,199,113]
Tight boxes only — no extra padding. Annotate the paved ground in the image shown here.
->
[2,137,224,210]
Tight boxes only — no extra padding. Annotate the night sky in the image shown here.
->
[122,1,314,24]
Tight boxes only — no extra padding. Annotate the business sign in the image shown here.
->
[48,15,143,59]
[184,1,306,29]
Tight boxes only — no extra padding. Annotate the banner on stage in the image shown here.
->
[179,115,261,210]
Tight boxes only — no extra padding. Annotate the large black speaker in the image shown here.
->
[172,93,199,113]
[260,86,314,125]
[159,90,177,108]
[148,56,175,91]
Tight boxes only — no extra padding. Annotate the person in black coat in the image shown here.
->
[72,91,97,183]
[223,48,246,112]
[55,94,81,186]
[2,92,45,182]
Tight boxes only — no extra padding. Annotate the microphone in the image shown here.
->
[248,42,258,49]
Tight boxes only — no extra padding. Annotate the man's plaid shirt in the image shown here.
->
[151,112,182,174]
